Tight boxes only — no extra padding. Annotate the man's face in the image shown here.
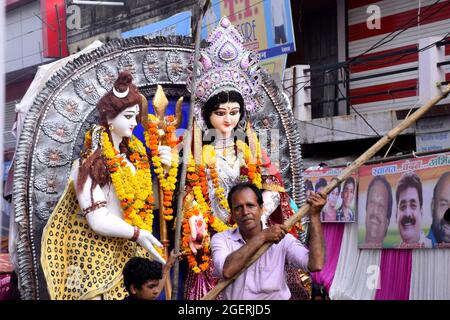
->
[397,187,422,244]
[231,188,263,233]
[365,180,389,244]
[131,279,160,300]
[432,175,450,243]
[342,182,355,209]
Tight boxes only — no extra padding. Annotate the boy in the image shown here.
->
[123,250,180,300]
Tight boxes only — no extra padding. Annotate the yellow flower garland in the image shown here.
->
[203,140,263,217]
[100,131,155,232]
[236,140,263,188]
[182,139,264,272]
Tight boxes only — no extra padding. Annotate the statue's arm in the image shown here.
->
[261,190,280,226]
[73,168,133,237]
[72,162,166,264]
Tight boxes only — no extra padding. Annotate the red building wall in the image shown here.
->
[40,0,69,58]
[347,0,450,112]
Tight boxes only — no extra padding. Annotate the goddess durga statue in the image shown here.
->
[180,17,309,300]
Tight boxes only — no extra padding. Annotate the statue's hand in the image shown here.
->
[189,238,198,255]
[188,215,198,244]
[158,145,172,167]
[137,229,166,264]
[261,207,270,228]
[262,191,280,221]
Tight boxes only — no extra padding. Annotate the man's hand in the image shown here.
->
[261,224,288,244]
[307,191,327,218]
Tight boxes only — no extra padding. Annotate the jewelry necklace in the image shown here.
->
[213,136,234,154]
[214,143,235,149]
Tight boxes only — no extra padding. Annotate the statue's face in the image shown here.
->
[108,104,139,138]
[209,102,240,137]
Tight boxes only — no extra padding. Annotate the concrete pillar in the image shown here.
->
[337,0,347,116]
[293,64,311,121]
[418,36,445,104]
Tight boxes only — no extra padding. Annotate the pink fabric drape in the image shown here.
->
[310,223,345,292]
[375,249,412,300]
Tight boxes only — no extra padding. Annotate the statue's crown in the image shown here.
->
[187,17,263,130]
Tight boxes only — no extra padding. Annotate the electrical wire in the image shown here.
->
[300,121,377,137]
[347,0,445,66]
[289,0,446,98]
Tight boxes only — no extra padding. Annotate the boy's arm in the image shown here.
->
[157,250,181,297]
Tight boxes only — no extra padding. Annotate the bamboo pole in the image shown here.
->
[151,85,174,299]
[158,186,172,298]
[159,95,183,298]
[202,84,450,300]
[171,3,205,300]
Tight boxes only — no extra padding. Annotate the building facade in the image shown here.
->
[285,0,450,167]
[66,0,198,53]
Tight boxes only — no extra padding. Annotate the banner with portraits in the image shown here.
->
[358,152,450,249]
[304,168,358,223]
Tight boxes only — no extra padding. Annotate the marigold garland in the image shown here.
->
[181,206,210,273]
[181,139,265,273]
[83,130,92,150]
[203,145,231,214]
[80,130,93,160]
[144,114,179,221]
[100,130,155,232]
[236,140,263,188]
[203,140,263,217]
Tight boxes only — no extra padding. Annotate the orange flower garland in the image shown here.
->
[181,139,265,273]
[181,206,210,273]
[202,145,230,213]
[144,114,179,221]
[203,141,263,216]
[236,140,263,188]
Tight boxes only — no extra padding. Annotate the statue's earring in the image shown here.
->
[108,123,114,131]
[238,119,247,130]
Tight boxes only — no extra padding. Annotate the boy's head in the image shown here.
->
[123,257,163,300]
